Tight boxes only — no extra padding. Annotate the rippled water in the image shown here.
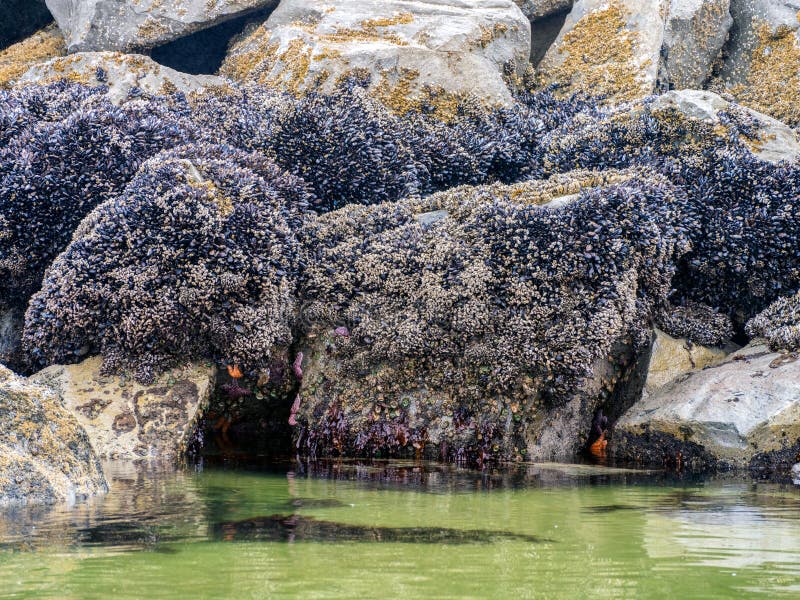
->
[1,459,799,599]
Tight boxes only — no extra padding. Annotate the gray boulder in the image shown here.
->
[0,365,107,506]
[221,0,531,111]
[719,0,800,126]
[45,0,279,53]
[612,342,800,470]
[650,89,800,163]
[660,0,733,89]
[537,0,670,101]
[515,0,574,20]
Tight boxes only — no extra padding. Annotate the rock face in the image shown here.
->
[642,329,730,395]
[221,0,531,108]
[0,25,66,88]
[537,0,669,101]
[515,0,574,20]
[660,0,732,89]
[720,0,800,126]
[0,0,53,51]
[18,52,226,104]
[649,89,800,163]
[45,0,279,53]
[612,342,800,471]
[31,357,216,460]
[0,365,106,506]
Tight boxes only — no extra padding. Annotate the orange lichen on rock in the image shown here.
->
[537,1,652,102]
[729,19,800,127]
[0,25,66,88]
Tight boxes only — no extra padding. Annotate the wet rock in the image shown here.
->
[612,342,800,470]
[719,0,800,126]
[220,0,531,110]
[642,329,731,395]
[0,365,106,506]
[660,0,732,89]
[45,0,279,53]
[537,0,670,101]
[649,89,800,163]
[792,463,800,485]
[0,308,23,369]
[18,51,226,104]
[0,25,65,88]
[0,0,53,51]
[31,357,216,460]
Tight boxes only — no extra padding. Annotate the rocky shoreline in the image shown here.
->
[1,0,800,504]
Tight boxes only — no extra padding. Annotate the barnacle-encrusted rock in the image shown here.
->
[537,0,669,101]
[0,25,65,88]
[19,52,227,104]
[220,0,531,110]
[294,170,689,461]
[45,0,279,53]
[613,342,800,471]
[0,0,53,51]
[0,364,107,506]
[23,144,310,383]
[660,0,732,89]
[31,356,216,459]
[0,83,194,312]
[719,0,800,125]
[746,289,800,351]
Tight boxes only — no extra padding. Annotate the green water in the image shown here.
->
[1,460,799,599]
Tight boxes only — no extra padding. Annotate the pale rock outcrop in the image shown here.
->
[537,0,670,101]
[221,0,531,109]
[45,0,279,53]
[0,365,107,506]
[650,89,800,163]
[19,51,227,104]
[613,342,800,470]
[641,329,730,395]
[660,0,733,89]
[32,357,216,460]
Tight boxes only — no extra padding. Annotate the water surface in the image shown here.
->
[1,460,799,599]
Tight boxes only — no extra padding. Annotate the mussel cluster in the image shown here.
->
[0,76,799,460]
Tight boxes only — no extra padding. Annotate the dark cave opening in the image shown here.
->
[0,0,53,52]
[190,366,296,461]
[149,6,276,75]
[529,10,570,67]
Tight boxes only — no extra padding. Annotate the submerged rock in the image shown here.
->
[0,365,106,506]
[32,357,216,460]
[45,0,279,53]
[220,0,531,110]
[612,342,800,471]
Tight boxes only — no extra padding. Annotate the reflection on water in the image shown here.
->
[0,459,798,599]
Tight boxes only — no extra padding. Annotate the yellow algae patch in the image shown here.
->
[538,1,651,102]
[0,25,66,88]
[729,19,800,127]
